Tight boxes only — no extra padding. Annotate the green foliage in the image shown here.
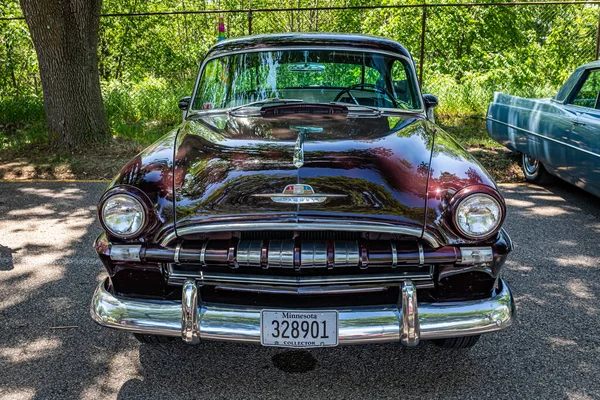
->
[103,77,191,123]
[424,69,559,116]
[1,78,190,149]
[0,2,39,99]
[1,0,599,150]
[102,76,192,144]
[0,96,46,150]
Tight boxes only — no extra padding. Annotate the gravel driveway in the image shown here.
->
[0,181,598,400]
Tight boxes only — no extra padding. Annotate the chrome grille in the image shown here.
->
[236,240,263,267]
[267,240,295,268]
[240,230,361,241]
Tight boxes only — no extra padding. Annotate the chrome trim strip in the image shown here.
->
[418,243,424,266]
[501,228,514,252]
[91,278,515,345]
[174,242,183,264]
[200,240,208,266]
[252,194,347,199]
[251,194,347,198]
[400,280,420,347]
[487,117,600,159]
[216,284,388,295]
[390,242,397,268]
[168,263,436,284]
[168,270,432,285]
[251,193,346,204]
[181,280,200,344]
[161,222,441,248]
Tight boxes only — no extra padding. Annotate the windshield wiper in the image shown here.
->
[328,101,383,116]
[228,98,304,115]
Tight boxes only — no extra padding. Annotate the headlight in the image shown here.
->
[101,194,146,239]
[454,193,503,239]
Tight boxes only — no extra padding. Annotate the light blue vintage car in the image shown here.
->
[487,61,600,197]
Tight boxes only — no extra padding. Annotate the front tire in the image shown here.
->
[133,333,175,344]
[521,153,553,184]
[432,335,481,349]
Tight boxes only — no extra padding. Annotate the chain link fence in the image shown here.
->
[2,1,600,115]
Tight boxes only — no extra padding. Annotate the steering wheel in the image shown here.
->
[333,83,398,108]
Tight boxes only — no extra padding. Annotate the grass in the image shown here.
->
[0,78,188,180]
[102,77,191,145]
[0,77,523,182]
[0,96,47,150]
[436,113,523,183]
[0,137,144,180]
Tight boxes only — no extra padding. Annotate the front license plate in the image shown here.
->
[260,310,339,348]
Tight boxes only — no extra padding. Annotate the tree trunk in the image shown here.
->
[19,0,109,150]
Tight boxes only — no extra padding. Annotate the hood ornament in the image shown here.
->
[252,184,346,204]
[290,126,322,169]
[292,131,305,168]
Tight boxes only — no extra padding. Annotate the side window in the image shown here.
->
[391,61,415,109]
[571,69,600,109]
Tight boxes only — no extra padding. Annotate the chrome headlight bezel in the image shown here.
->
[450,187,505,241]
[99,187,151,240]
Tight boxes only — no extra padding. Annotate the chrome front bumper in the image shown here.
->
[90,278,515,346]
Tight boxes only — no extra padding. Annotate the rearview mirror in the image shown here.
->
[288,62,326,73]
[178,96,192,111]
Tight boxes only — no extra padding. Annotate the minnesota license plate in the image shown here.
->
[260,310,338,348]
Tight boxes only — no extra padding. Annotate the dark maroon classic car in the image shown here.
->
[91,33,515,349]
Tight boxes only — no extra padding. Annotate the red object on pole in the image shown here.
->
[218,15,226,41]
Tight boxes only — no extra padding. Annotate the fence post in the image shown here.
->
[419,2,427,87]
[594,7,600,60]
[248,9,253,35]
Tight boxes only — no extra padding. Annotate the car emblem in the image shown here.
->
[252,184,346,204]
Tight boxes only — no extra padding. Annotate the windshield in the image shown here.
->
[192,49,422,111]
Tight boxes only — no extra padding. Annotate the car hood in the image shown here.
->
[172,112,434,235]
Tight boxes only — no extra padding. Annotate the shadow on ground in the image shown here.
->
[0,181,598,400]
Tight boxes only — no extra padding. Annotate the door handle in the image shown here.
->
[572,121,586,126]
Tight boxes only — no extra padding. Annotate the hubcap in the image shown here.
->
[523,154,539,175]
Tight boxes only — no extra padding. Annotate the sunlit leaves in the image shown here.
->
[1,0,599,124]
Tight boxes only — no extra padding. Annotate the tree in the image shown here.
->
[19,0,109,149]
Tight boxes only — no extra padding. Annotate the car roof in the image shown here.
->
[205,33,413,60]
[554,60,600,103]
[578,60,600,70]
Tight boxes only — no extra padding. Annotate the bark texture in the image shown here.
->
[20,0,109,149]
